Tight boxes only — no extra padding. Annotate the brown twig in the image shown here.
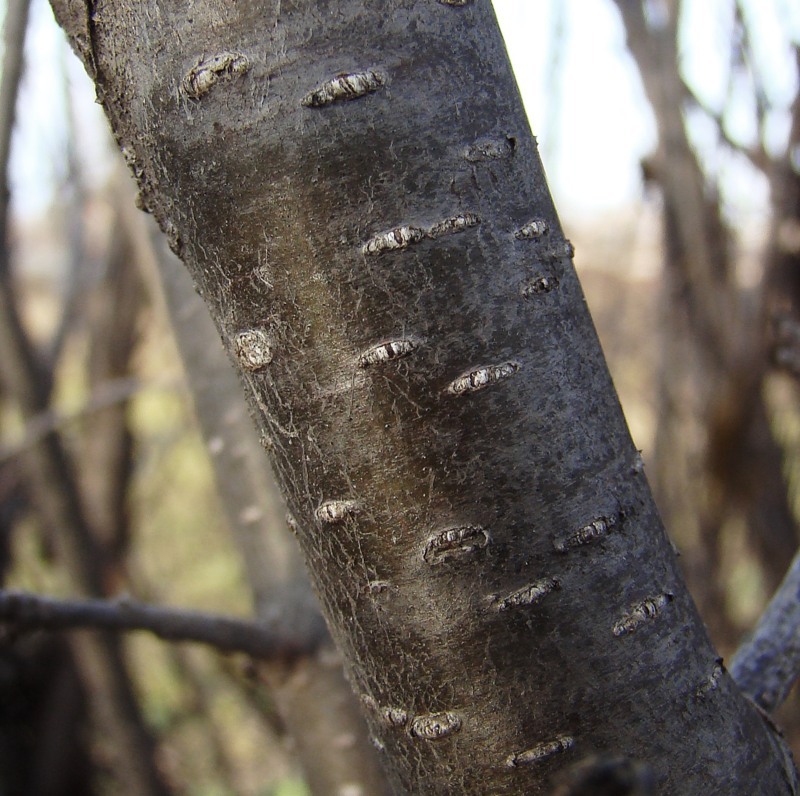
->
[0,589,322,660]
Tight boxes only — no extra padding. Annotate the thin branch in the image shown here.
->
[730,551,800,712]
[680,75,769,174]
[734,0,775,156]
[48,34,90,364]
[0,589,322,660]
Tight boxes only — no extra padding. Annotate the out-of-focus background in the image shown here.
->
[2,0,800,793]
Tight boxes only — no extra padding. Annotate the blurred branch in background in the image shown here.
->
[0,376,173,464]
[612,0,800,650]
[0,588,317,659]
[608,0,800,749]
[731,37,800,718]
[0,1,172,793]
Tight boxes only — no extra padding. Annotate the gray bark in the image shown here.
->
[731,550,800,712]
[50,1,799,793]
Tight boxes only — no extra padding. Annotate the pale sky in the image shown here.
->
[494,0,656,217]
[494,0,800,222]
[7,0,800,223]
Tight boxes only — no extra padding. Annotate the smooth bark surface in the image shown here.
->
[50,1,798,792]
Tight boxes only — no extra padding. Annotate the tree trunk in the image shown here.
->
[50,1,798,792]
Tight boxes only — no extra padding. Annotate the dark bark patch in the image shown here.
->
[551,755,656,795]
[302,71,386,107]
[505,735,575,768]
[422,525,490,565]
[612,593,674,637]
[181,52,250,99]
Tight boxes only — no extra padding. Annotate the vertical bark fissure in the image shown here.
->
[52,1,798,792]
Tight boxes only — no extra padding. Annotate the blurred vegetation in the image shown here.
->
[5,267,304,794]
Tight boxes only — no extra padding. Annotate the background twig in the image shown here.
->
[0,589,321,660]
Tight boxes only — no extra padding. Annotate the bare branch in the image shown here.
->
[680,76,769,174]
[730,551,800,712]
[0,589,322,660]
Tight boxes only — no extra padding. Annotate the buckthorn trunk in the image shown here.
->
[50,0,798,792]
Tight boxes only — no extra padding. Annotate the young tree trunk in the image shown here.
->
[50,1,799,792]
